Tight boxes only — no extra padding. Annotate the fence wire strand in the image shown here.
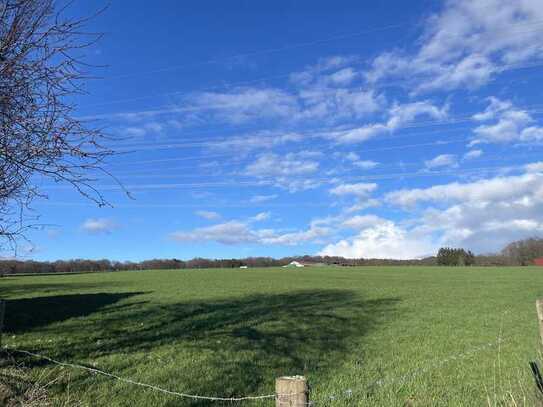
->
[4,336,508,405]
[4,347,278,402]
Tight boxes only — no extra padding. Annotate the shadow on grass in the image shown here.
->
[0,281,126,298]
[8,290,400,406]
[4,292,145,333]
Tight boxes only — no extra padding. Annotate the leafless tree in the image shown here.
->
[0,0,120,250]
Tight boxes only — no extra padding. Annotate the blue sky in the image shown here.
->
[23,0,543,261]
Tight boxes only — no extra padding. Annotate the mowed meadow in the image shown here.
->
[2,266,543,406]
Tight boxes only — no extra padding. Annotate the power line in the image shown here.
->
[42,163,534,192]
[104,22,410,80]
[80,19,543,110]
[92,104,543,154]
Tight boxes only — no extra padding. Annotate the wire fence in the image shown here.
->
[3,336,508,405]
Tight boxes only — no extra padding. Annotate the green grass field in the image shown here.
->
[2,266,543,406]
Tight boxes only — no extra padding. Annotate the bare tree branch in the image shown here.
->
[0,0,120,250]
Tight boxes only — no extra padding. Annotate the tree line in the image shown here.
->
[0,255,436,275]
[1,237,542,275]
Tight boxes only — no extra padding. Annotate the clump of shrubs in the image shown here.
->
[436,247,475,266]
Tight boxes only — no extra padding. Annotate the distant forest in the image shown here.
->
[1,238,542,275]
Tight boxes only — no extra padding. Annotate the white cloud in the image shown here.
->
[353,160,379,169]
[425,154,458,169]
[331,101,448,144]
[383,167,543,253]
[170,218,331,246]
[209,131,303,152]
[289,55,357,85]
[342,153,379,169]
[259,219,331,245]
[330,183,380,213]
[471,97,543,144]
[330,182,377,197]
[320,220,435,259]
[526,162,543,173]
[250,212,271,222]
[190,87,299,124]
[345,199,381,213]
[244,152,321,192]
[170,221,257,245]
[245,152,319,177]
[365,0,543,92]
[120,122,164,138]
[386,171,543,207]
[81,218,118,234]
[297,88,383,121]
[341,215,387,230]
[250,194,278,203]
[327,67,358,85]
[195,210,221,220]
[463,149,483,160]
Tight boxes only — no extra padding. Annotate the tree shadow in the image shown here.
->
[4,292,146,333]
[10,289,400,406]
[0,281,126,298]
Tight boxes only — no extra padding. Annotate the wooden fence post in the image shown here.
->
[534,300,543,405]
[0,299,5,349]
[276,376,308,407]
[536,300,543,347]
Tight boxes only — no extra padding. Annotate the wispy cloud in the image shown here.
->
[424,154,458,169]
[195,210,221,220]
[81,218,118,234]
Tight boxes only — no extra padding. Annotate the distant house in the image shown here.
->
[534,258,543,266]
[282,261,304,268]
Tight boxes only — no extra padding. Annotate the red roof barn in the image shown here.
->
[535,258,543,266]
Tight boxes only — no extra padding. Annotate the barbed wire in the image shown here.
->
[4,347,277,402]
[311,337,509,405]
[3,336,510,405]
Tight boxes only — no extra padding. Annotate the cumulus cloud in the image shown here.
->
[81,218,118,234]
[320,219,435,259]
[386,171,543,207]
[383,165,543,253]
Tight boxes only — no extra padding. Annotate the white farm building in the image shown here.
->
[282,261,305,268]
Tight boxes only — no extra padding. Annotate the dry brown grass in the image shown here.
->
[0,353,79,407]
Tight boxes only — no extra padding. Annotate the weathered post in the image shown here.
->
[534,300,543,405]
[537,300,543,346]
[276,376,308,407]
[0,299,5,348]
